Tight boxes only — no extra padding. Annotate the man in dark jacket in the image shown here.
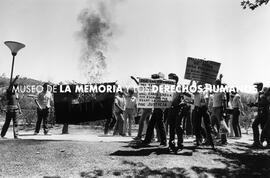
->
[141,73,167,147]
[250,83,269,148]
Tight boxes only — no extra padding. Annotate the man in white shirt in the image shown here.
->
[113,90,126,136]
[231,92,243,137]
[123,88,137,136]
[211,79,228,144]
[34,83,53,135]
[192,82,215,149]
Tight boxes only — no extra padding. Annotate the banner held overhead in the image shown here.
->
[184,57,221,84]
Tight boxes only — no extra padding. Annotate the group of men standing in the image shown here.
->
[1,78,53,139]
[132,72,217,152]
[129,73,270,152]
[1,74,270,152]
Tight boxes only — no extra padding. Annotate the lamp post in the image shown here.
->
[4,41,25,84]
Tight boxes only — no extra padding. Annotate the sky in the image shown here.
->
[0,0,269,87]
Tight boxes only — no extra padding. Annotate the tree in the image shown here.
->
[241,0,269,10]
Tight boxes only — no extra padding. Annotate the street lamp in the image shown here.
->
[4,41,25,84]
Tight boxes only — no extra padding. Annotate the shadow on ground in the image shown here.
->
[110,140,270,178]
[80,160,190,178]
[0,138,87,145]
[110,146,193,156]
[191,141,270,178]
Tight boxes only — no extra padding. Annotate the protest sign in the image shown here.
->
[137,78,175,109]
[184,57,221,84]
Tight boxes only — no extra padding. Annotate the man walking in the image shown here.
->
[250,83,268,148]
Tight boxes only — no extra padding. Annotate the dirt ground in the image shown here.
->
[0,122,270,178]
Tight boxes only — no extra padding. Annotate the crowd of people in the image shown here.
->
[1,73,270,153]
[106,72,270,152]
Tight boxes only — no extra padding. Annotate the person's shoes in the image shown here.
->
[260,137,266,144]
[120,133,126,137]
[196,140,202,146]
[215,134,221,139]
[169,144,183,154]
[202,141,210,146]
[169,141,176,150]
[212,146,217,151]
[177,144,184,151]
[221,140,228,145]
[44,132,51,135]
[216,140,228,146]
[140,141,150,147]
[251,142,263,149]
[210,141,215,149]
[14,136,19,139]
[160,142,167,147]
[33,132,38,135]
[133,136,142,141]
[62,132,69,134]
[1,136,7,139]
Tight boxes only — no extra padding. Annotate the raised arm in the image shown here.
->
[130,76,139,85]
[8,75,19,90]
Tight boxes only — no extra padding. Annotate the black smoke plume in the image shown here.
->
[78,1,115,83]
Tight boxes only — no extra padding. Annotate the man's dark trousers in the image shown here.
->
[35,108,49,134]
[193,106,214,147]
[168,106,184,147]
[144,108,166,145]
[252,109,268,144]
[1,111,18,138]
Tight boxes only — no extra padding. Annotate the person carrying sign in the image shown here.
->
[140,73,167,147]
[130,76,152,141]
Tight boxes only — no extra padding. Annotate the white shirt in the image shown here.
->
[213,92,225,108]
[37,91,53,109]
[193,93,206,107]
[232,94,243,110]
[114,95,126,113]
[125,95,137,109]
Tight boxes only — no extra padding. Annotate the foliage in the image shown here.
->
[241,0,269,10]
